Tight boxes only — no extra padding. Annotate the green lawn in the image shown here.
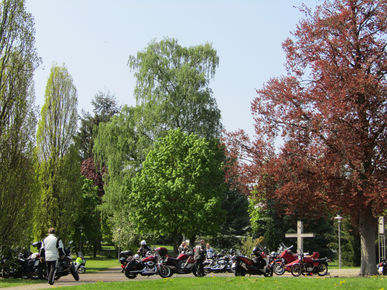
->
[52,276,386,290]
[84,258,120,273]
[0,279,41,288]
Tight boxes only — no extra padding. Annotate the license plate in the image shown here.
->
[34,260,39,267]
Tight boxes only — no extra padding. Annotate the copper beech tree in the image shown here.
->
[225,0,386,275]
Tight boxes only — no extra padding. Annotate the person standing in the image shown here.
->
[206,243,215,259]
[40,228,64,285]
[193,240,206,277]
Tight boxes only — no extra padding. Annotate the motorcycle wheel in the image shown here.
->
[192,264,205,277]
[234,265,246,277]
[291,264,302,277]
[273,263,285,275]
[78,265,86,274]
[158,264,171,278]
[70,264,80,281]
[317,263,328,276]
[37,265,45,280]
[264,267,273,277]
[124,271,137,279]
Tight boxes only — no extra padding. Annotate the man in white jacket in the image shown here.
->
[40,228,64,285]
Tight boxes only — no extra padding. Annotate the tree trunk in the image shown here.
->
[358,208,377,276]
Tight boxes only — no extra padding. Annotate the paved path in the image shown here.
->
[1,267,361,290]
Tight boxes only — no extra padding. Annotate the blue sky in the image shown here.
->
[26,0,321,137]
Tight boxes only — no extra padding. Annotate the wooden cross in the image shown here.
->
[285,220,315,253]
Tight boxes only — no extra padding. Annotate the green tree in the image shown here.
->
[95,39,223,247]
[35,64,80,240]
[128,38,222,141]
[130,129,226,252]
[93,106,142,248]
[0,0,40,249]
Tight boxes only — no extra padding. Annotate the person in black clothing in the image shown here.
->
[193,240,206,277]
[137,240,151,258]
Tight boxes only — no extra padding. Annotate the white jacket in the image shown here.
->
[42,234,64,261]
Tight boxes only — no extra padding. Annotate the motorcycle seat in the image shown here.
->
[167,257,180,263]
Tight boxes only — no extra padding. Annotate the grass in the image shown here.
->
[51,276,386,290]
[84,257,120,273]
[0,278,41,288]
[328,260,360,269]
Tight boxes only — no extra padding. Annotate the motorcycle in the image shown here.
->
[119,249,170,279]
[53,245,80,281]
[0,248,22,278]
[271,244,297,275]
[204,250,233,273]
[16,242,45,279]
[231,246,273,277]
[156,247,204,277]
[75,252,86,274]
[377,259,387,275]
[289,251,329,277]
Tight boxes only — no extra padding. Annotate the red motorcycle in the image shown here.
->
[271,244,297,275]
[231,247,273,277]
[156,247,204,277]
[119,250,170,279]
[289,251,329,277]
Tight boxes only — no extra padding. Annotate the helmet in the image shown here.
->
[140,240,147,246]
[252,247,260,255]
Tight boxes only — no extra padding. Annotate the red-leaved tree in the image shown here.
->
[225,0,386,275]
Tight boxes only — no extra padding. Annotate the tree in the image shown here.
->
[128,38,222,141]
[130,129,226,252]
[0,0,40,249]
[76,92,119,252]
[35,64,80,240]
[228,0,385,275]
[78,91,119,160]
[95,39,223,246]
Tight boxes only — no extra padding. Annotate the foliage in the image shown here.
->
[225,0,386,275]
[239,236,264,256]
[208,186,250,249]
[328,216,361,266]
[128,37,222,141]
[0,0,40,249]
[34,65,80,241]
[78,90,119,160]
[96,39,223,248]
[72,176,101,256]
[129,129,226,251]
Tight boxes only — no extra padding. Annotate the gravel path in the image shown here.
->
[1,267,362,290]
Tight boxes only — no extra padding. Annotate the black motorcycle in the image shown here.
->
[54,246,79,281]
[16,242,45,279]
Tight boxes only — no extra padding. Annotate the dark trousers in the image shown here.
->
[46,260,58,285]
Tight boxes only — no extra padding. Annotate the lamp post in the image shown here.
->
[334,215,343,270]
